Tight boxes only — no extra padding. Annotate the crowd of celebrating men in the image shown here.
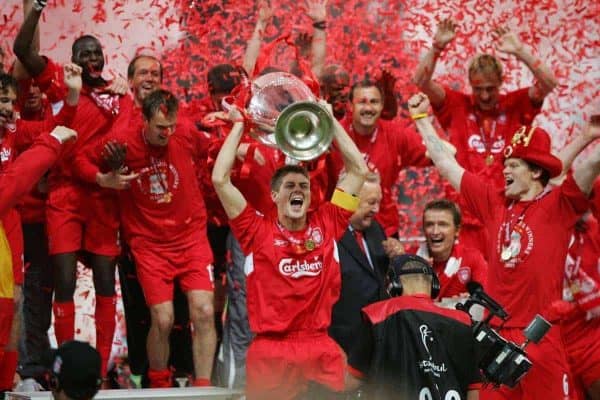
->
[0,0,599,399]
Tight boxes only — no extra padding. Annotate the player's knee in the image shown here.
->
[151,309,174,334]
[190,301,214,325]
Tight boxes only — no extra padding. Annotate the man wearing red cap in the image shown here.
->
[408,92,599,399]
[413,21,558,257]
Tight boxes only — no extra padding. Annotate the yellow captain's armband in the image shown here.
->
[331,188,360,212]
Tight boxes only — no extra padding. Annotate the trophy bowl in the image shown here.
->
[246,72,333,161]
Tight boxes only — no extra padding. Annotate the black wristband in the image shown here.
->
[312,20,327,30]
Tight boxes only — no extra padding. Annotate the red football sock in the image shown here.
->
[192,377,211,387]
[53,301,75,345]
[148,368,172,388]
[95,295,116,376]
[0,350,17,391]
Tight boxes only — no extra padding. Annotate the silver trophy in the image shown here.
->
[242,72,334,161]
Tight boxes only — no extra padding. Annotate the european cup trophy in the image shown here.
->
[234,71,334,161]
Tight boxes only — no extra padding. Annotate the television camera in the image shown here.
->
[456,282,552,388]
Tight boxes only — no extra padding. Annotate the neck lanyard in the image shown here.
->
[474,110,497,166]
[276,221,318,254]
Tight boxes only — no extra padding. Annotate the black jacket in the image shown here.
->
[329,220,389,355]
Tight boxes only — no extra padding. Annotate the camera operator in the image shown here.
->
[347,254,481,399]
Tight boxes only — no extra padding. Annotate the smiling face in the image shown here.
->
[130,57,162,106]
[350,180,382,231]
[503,158,543,200]
[423,208,458,262]
[272,172,311,230]
[351,86,383,135]
[0,86,17,128]
[72,37,105,86]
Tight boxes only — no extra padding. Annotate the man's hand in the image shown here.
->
[382,238,405,258]
[408,92,431,116]
[258,0,273,25]
[201,111,229,127]
[50,126,77,144]
[102,141,127,171]
[582,115,600,142]
[63,63,82,92]
[96,170,138,190]
[32,0,47,11]
[295,32,313,58]
[493,27,524,56]
[226,105,244,124]
[433,18,457,50]
[106,75,128,95]
[306,0,327,23]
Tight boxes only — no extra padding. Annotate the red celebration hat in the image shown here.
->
[503,125,562,178]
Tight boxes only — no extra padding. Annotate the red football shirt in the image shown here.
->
[435,87,542,231]
[230,202,351,334]
[83,119,211,249]
[33,57,133,188]
[416,242,488,299]
[338,118,430,236]
[460,171,588,327]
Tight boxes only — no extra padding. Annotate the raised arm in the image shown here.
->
[408,93,465,190]
[242,0,273,77]
[306,0,327,78]
[412,18,456,108]
[211,108,248,219]
[573,119,600,195]
[12,0,47,77]
[493,27,558,104]
[555,119,600,181]
[0,126,75,216]
[330,106,369,195]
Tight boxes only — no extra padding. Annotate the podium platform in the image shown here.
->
[6,387,244,400]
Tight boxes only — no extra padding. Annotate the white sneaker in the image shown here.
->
[15,378,44,392]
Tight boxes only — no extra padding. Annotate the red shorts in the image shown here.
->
[2,209,24,285]
[46,184,119,256]
[246,332,346,400]
[480,326,574,400]
[563,317,600,391]
[130,238,214,306]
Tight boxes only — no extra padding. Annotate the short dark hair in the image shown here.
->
[525,161,550,186]
[141,89,179,121]
[349,79,383,102]
[0,73,18,95]
[127,54,163,81]
[71,35,101,56]
[423,199,461,228]
[270,165,309,191]
[207,64,243,95]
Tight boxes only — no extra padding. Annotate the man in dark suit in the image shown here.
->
[330,173,405,355]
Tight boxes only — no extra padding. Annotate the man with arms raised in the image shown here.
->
[413,20,557,255]
[408,92,596,399]
[212,103,368,399]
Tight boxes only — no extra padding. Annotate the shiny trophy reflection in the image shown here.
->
[244,72,334,161]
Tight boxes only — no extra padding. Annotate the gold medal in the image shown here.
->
[161,192,172,203]
[500,246,512,261]
[305,239,315,251]
[485,154,494,166]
